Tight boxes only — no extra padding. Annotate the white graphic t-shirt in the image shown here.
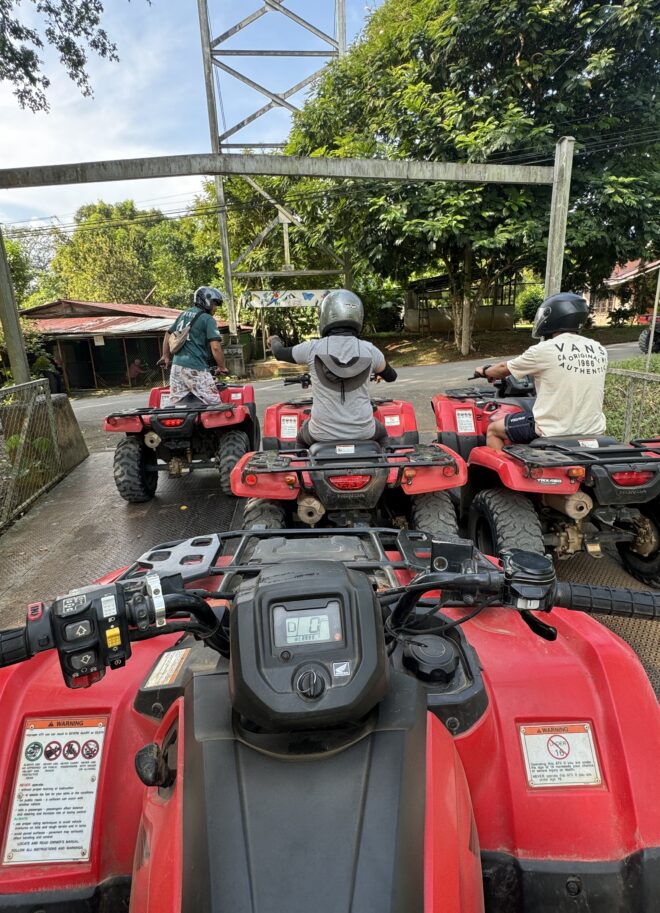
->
[507,334,608,437]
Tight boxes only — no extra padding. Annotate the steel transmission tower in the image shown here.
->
[196,0,347,333]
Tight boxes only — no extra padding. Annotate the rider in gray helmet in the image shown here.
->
[159,286,228,405]
[269,289,398,445]
[475,291,608,450]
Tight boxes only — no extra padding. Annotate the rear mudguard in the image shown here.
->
[230,444,467,499]
[468,446,578,494]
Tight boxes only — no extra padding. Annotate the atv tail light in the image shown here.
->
[442,465,456,477]
[161,418,185,428]
[612,470,654,487]
[244,473,258,486]
[328,474,371,490]
[567,467,586,481]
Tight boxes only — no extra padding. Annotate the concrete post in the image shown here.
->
[0,225,30,385]
[544,137,575,298]
[196,0,237,334]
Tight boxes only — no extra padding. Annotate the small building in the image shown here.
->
[404,274,518,334]
[20,299,253,390]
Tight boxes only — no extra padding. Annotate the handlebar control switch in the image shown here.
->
[501,549,556,612]
[50,583,132,688]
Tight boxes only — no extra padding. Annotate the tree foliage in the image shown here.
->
[1,0,122,112]
[287,0,660,351]
[4,237,33,305]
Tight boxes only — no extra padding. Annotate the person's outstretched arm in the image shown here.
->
[269,335,296,364]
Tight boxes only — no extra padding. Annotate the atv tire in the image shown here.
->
[469,488,545,556]
[618,501,660,587]
[241,498,287,530]
[113,436,158,503]
[410,491,460,540]
[217,430,250,496]
[638,327,660,355]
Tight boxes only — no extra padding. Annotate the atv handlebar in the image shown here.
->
[3,542,660,684]
[554,582,660,621]
[0,627,29,668]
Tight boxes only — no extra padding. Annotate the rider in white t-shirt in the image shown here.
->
[475,293,608,451]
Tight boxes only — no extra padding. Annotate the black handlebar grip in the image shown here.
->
[553,582,660,621]
[0,627,30,667]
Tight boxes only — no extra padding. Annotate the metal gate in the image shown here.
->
[0,380,63,529]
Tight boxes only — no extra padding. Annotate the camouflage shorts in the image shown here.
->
[169,365,220,405]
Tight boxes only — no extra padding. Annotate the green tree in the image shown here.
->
[288,0,660,352]
[1,0,129,112]
[4,237,33,305]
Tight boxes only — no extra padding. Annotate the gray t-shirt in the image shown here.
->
[292,336,386,440]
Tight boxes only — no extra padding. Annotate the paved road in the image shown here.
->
[73,342,639,453]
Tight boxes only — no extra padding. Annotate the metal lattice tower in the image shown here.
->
[196,0,347,333]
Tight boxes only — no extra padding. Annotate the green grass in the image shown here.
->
[604,355,660,441]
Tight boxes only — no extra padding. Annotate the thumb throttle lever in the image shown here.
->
[553,582,660,621]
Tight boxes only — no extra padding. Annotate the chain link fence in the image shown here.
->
[604,368,660,442]
[0,380,64,529]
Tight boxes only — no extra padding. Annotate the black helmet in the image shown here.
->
[532,292,589,340]
[319,289,364,337]
[194,286,224,313]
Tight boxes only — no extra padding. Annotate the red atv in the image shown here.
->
[0,526,659,912]
[104,379,259,501]
[232,373,466,538]
[433,374,660,583]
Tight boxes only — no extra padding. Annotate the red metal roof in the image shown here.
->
[606,259,660,286]
[22,299,182,319]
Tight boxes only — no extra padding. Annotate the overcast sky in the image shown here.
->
[0,0,382,227]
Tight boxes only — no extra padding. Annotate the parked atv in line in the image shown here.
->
[231,373,466,538]
[105,378,259,501]
[638,316,660,354]
[433,374,660,584]
[1,525,660,912]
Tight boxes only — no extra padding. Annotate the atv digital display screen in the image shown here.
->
[273,600,342,647]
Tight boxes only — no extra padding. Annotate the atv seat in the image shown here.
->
[309,440,382,460]
[167,392,205,408]
[503,398,536,414]
[530,435,620,449]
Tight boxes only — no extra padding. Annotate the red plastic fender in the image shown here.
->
[230,451,300,499]
[453,605,660,862]
[374,399,419,436]
[200,404,250,429]
[129,699,184,913]
[388,445,468,495]
[0,636,179,899]
[425,714,484,912]
[104,415,142,433]
[468,445,580,494]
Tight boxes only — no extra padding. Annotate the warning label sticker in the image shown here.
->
[384,415,400,427]
[519,722,602,788]
[145,648,191,688]
[4,716,108,865]
[456,409,476,434]
[280,415,298,439]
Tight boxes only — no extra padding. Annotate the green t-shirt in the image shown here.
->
[169,307,222,371]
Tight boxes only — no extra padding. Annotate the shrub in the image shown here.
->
[516,287,544,324]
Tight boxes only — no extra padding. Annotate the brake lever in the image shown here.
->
[520,610,557,641]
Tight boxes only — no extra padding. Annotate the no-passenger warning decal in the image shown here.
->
[3,716,108,865]
[519,722,602,788]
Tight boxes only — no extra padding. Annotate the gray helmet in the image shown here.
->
[532,292,589,340]
[194,286,224,313]
[318,289,364,337]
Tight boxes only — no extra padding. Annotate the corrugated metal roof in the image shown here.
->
[606,259,660,287]
[22,299,182,319]
[33,316,176,335]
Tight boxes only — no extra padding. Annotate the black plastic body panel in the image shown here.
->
[0,876,131,913]
[481,848,660,913]
[182,670,426,913]
[587,463,660,505]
